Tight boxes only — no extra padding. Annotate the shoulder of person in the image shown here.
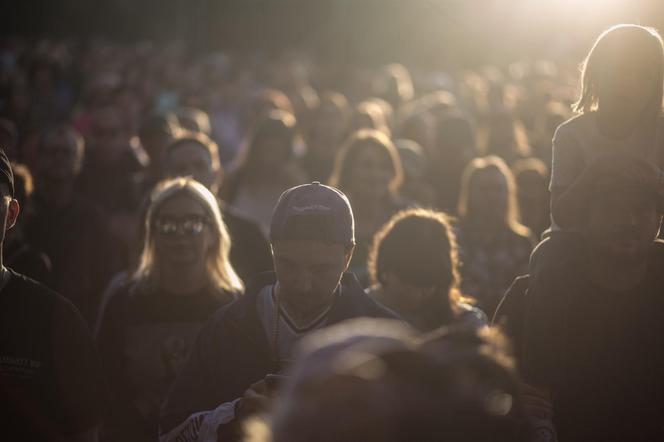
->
[4,268,62,305]
[6,268,89,327]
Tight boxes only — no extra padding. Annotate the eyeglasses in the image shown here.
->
[154,216,210,236]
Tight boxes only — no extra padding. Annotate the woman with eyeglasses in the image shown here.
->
[96,177,244,442]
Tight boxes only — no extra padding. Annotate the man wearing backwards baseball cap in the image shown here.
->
[0,149,104,441]
[522,154,664,441]
[160,182,395,442]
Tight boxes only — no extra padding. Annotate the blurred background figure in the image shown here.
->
[367,209,485,331]
[302,91,351,182]
[328,129,407,284]
[455,156,534,316]
[26,124,120,325]
[138,111,181,193]
[163,131,272,282]
[223,110,308,235]
[97,178,243,442]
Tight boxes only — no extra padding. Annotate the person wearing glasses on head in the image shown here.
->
[96,177,244,442]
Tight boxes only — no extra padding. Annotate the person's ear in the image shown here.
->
[343,245,355,271]
[6,199,19,230]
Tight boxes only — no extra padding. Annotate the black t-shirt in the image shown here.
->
[25,194,121,325]
[97,283,235,441]
[0,269,103,441]
[525,244,664,441]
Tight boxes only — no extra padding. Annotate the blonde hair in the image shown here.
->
[132,177,244,297]
[457,155,530,238]
[574,24,664,114]
[328,129,404,195]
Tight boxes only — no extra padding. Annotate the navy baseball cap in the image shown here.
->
[270,182,355,246]
[0,148,13,197]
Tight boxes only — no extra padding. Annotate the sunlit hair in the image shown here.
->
[457,155,530,237]
[368,208,464,305]
[167,130,221,172]
[573,24,664,114]
[132,177,243,297]
[328,129,404,195]
[175,107,212,135]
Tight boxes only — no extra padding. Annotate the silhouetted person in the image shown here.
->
[550,25,664,229]
[0,149,104,441]
[159,182,395,441]
[523,155,664,441]
[25,124,120,325]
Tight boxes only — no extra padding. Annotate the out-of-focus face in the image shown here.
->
[39,130,82,182]
[165,142,218,192]
[346,145,394,201]
[584,188,661,264]
[272,240,352,318]
[466,168,509,223]
[309,105,347,152]
[88,107,128,163]
[154,194,215,267]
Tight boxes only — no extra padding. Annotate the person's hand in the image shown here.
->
[234,379,272,422]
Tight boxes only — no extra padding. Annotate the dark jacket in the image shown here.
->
[160,271,396,434]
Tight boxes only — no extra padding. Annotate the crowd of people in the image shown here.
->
[1,22,664,442]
